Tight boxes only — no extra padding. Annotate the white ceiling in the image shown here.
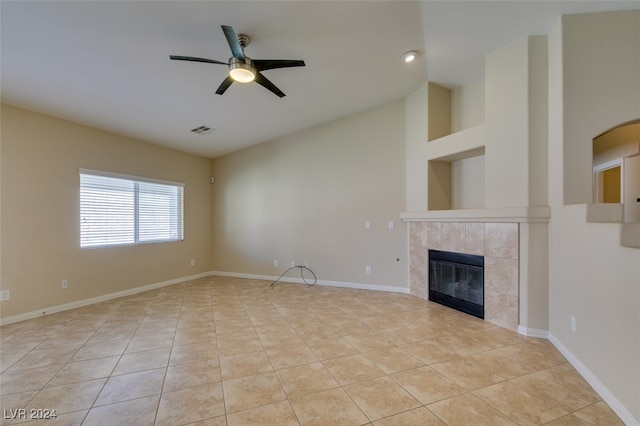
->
[2,1,638,159]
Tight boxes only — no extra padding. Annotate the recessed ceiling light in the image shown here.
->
[402,50,418,63]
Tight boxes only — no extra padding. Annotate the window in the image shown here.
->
[80,169,184,248]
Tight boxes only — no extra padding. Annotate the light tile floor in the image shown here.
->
[0,276,624,425]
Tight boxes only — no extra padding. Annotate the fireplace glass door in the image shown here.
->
[429,250,484,319]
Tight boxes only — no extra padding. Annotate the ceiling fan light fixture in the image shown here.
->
[402,50,418,63]
[171,25,305,97]
[229,58,256,83]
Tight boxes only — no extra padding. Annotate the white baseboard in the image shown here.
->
[0,272,212,327]
[210,270,410,294]
[497,327,637,424]
[548,333,639,426]
[517,325,550,339]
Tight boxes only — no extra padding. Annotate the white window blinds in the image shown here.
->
[80,170,184,248]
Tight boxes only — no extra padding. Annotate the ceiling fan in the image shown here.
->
[170,25,305,98]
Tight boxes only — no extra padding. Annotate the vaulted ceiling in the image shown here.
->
[2,1,638,158]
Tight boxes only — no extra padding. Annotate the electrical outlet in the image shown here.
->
[304,262,309,268]
[365,265,371,274]
[388,220,394,230]
[290,261,296,268]
[190,259,196,266]
[570,316,576,332]
[0,290,10,301]
[61,280,68,289]
[273,259,278,267]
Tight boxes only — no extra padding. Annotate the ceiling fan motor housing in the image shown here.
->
[237,33,250,48]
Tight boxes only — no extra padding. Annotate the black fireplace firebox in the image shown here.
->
[428,250,484,319]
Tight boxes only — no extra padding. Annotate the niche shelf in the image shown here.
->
[428,80,485,143]
[428,147,486,211]
[426,79,488,211]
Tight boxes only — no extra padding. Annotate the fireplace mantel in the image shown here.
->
[400,206,551,223]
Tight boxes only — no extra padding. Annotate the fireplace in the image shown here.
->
[429,250,484,319]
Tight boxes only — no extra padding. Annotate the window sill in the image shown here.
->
[584,204,639,249]
[585,203,623,223]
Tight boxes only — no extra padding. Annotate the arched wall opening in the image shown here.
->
[592,119,640,223]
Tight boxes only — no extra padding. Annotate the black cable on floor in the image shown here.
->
[270,265,317,288]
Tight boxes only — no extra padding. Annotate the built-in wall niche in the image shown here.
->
[428,148,486,211]
[592,120,640,223]
[428,80,485,142]
[428,83,451,141]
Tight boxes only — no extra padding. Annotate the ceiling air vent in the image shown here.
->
[190,125,214,135]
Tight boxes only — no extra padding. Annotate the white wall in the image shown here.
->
[548,11,640,422]
[211,100,408,289]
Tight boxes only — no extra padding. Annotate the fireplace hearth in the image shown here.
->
[429,250,484,319]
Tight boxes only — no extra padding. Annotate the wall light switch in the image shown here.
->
[570,316,576,332]
[365,265,371,274]
[388,221,394,230]
[0,290,9,301]
[365,220,371,229]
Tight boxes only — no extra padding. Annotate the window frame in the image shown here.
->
[79,168,184,249]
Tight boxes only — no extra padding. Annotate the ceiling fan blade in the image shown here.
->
[170,55,227,65]
[253,59,305,72]
[215,76,234,95]
[221,25,245,60]
[254,72,285,98]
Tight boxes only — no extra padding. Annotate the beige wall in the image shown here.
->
[484,37,548,209]
[562,10,640,205]
[0,104,213,319]
[403,9,638,421]
[451,155,485,209]
[1,7,637,421]
[451,79,485,133]
[548,11,640,421]
[427,82,451,141]
[405,83,429,212]
[414,36,548,212]
[211,100,407,289]
[625,155,640,223]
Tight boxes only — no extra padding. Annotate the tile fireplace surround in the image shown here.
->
[402,207,550,333]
